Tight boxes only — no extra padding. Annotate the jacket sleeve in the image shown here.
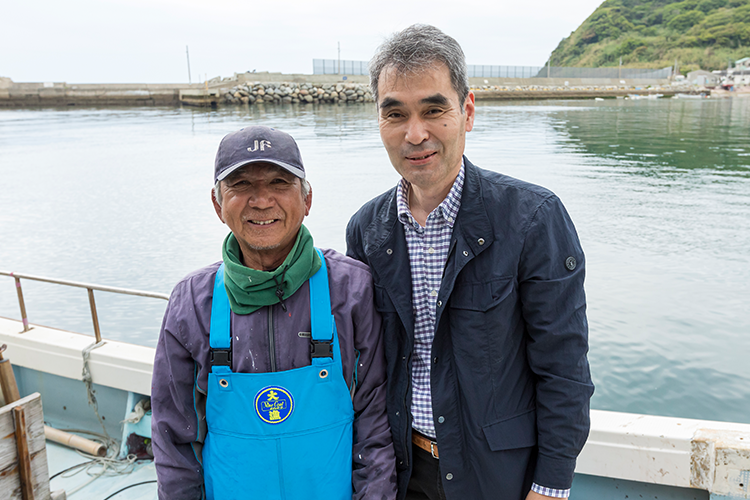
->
[518,195,594,490]
[151,285,205,500]
[349,267,397,499]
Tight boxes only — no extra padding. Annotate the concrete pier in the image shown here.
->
[0,78,205,107]
[0,74,696,108]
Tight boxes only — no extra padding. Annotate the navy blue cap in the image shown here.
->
[214,126,305,183]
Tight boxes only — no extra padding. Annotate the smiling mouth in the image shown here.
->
[407,152,436,161]
[249,219,277,225]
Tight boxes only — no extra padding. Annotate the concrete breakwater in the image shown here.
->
[2,75,705,108]
[221,81,373,105]
[0,78,206,107]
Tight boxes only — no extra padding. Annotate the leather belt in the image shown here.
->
[412,430,439,459]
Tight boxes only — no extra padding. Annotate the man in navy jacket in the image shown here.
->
[346,24,594,500]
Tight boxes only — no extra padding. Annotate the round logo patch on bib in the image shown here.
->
[254,386,294,424]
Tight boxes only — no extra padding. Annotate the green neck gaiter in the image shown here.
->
[221,224,321,314]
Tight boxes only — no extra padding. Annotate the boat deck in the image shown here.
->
[48,442,157,499]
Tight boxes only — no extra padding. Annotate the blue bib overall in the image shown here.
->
[202,249,354,500]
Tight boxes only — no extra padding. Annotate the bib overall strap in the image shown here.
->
[209,263,232,373]
[309,248,334,364]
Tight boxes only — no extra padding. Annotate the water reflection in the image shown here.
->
[0,101,749,424]
[556,98,750,174]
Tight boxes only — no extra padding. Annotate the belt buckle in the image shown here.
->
[430,440,438,459]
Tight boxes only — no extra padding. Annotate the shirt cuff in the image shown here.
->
[531,483,570,498]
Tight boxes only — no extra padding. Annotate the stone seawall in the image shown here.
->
[212,80,693,106]
[221,81,373,105]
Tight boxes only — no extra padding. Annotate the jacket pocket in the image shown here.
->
[449,277,514,312]
[482,408,537,451]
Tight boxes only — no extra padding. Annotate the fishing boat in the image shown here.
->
[1,269,749,500]
[627,93,664,100]
[673,93,709,99]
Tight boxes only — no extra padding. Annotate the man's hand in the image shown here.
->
[526,491,568,500]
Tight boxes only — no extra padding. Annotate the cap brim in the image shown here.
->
[216,159,306,181]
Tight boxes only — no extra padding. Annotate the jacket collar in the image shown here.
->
[362,189,415,336]
[361,157,494,335]
[452,157,495,257]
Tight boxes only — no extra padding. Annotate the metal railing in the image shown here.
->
[312,59,369,76]
[0,270,169,342]
[534,66,674,79]
[469,65,543,78]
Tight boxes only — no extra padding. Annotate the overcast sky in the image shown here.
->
[1,0,604,84]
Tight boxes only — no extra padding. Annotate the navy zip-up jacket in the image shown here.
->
[346,158,594,500]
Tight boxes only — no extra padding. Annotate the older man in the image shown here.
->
[152,125,396,500]
[346,25,594,500]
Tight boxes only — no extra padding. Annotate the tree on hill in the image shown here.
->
[550,0,750,71]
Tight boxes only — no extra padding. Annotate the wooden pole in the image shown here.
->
[0,345,21,404]
[14,405,35,500]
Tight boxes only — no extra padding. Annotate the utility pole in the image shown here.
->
[619,56,622,79]
[547,57,551,78]
[186,46,192,84]
[338,42,341,75]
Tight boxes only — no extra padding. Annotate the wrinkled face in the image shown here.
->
[377,63,475,194]
[212,163,311,270]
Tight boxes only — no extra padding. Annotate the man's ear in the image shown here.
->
[464,91,476,132]
[304,184,312,217]
[212,187,225,223]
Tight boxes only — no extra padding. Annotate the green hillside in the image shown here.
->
[550,0,750,72]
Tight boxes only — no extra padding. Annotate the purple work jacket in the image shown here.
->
[151,248,396,499]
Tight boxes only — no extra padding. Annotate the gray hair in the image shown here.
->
[214,177,311,207]
[369,24,469,106]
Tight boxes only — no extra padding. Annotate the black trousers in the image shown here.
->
[405,443,447,500]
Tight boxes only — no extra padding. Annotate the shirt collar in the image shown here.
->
[397,161,465,230]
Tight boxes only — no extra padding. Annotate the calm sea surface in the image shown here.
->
[1,98,749,423]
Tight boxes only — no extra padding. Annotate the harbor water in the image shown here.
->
[0,98,748,424]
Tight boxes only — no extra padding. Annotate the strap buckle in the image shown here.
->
[310,339,333,358]
[430,441,438,459]
[210,348,232,367]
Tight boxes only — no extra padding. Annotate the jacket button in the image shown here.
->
[446,473,453,480]
[438,416,445,423]
[565,256,577,271]
[477,238,485,245]
[386,248,393,255]
[462,250,468,257]
[433,357,438,364]
[437,300,442,307]
[396,411,400,416]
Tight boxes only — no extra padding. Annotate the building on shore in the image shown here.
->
[687,70,720,87]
